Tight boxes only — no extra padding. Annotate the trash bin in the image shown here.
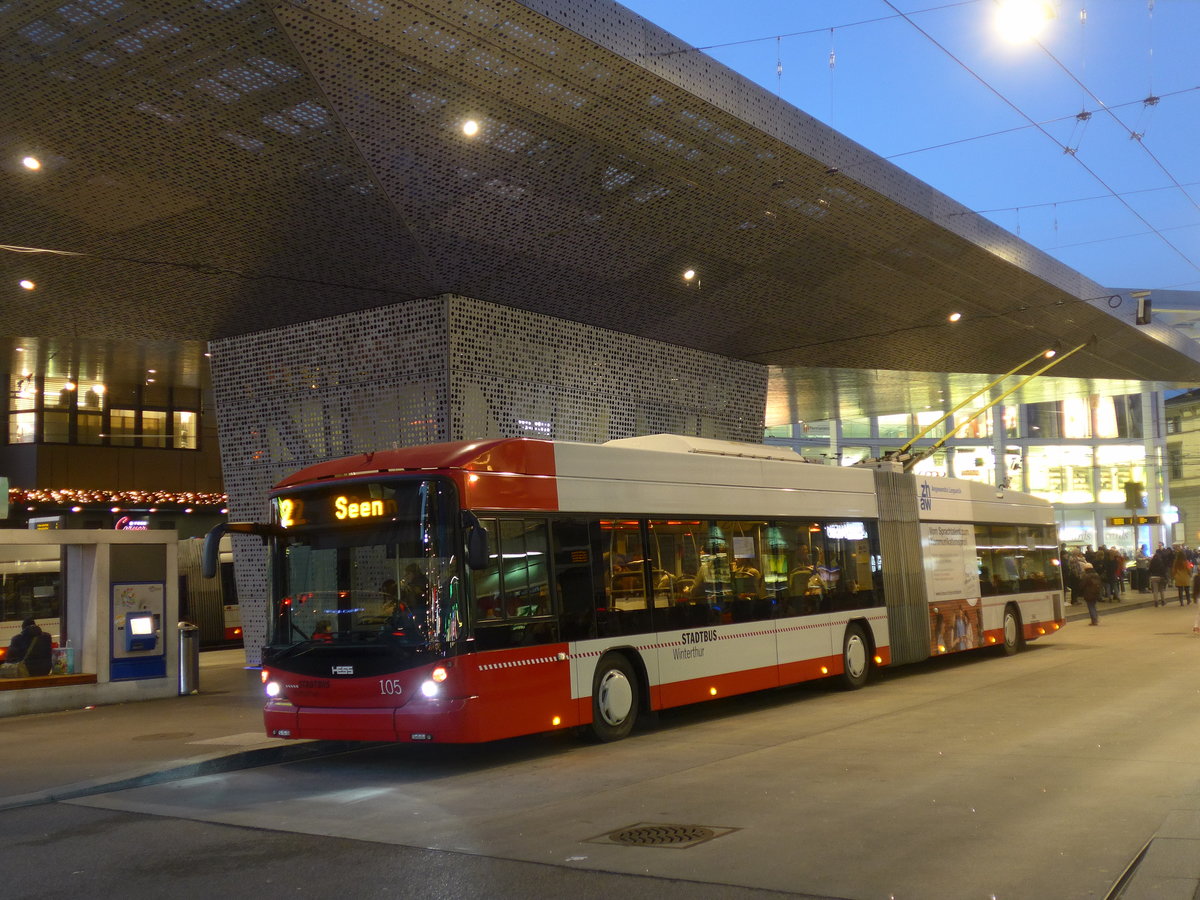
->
[178,622,200,695]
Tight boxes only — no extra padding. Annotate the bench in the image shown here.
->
[0,673,97,691]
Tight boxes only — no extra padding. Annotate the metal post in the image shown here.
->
[178,622,200,695]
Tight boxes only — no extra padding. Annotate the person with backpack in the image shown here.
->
[3,618,52,677]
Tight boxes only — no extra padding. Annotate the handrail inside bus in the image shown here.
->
[202,522,281,578]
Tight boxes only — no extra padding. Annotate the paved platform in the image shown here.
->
[0,649,353,811]
[2,602,1199,899]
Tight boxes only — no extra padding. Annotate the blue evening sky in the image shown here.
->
[620,0,1200,293]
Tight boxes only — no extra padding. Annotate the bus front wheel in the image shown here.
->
[1002,605,1023,655]
[590,653,639,742]
[839,623,870,690]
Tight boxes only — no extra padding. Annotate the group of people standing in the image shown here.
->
[1146,543,1199,608]
[1063,542,1200,633]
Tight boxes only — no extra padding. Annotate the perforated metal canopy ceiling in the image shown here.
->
[4,0,1200,396]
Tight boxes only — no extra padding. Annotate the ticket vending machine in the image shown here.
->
[110,581,166,680]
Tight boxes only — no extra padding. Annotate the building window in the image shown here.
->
[8,411,35,444]
[953,446,994,484]
[1167,416,1181,435]
[877,414,910,439]
[841,417,870,439]
[109,409,138,446]
[1095,445,1146,505]
[1026,445,1094,503]
[174,411,197,449]
[43,411,70,444]
[78,413,103,445]
[142,410,168,449]
[1169,445,1183,480]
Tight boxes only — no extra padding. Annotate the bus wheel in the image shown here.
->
[839,623,870,690]
[590,654,639,742]
[1002,605,1023,656]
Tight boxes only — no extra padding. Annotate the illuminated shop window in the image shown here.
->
[1063,398,1091,439]
[1002,406,1019,439]
[877,414,910,439]
[839,446,870,466]
[955,407,992,439]
[43,411,69,443]
[1058,514,1096,548]
[80,385,105,411]
[954,446,994,485]
[174,411,197,449]
[841,417,870,439]
[142,410,168,449]
[78,413,103,445]
[915,410,946,439]
[9,411,35,443]
[109,408,138,446]
[1003,448,1024,491]
[43,376,76,410]
[910,450,948,478]
[1095,445,1146,505]
[1026,445,1094,503]
[9,375,36,412]
[1094,395,1142,439]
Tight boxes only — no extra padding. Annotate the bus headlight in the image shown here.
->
[265,681,281,698]
[420,680,439,698]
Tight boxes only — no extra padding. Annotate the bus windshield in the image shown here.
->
[269,479,463,652]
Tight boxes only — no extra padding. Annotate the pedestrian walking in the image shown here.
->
[1149,545,1170,606]
[1080,564,1102,626]
[1172,546,1193,606]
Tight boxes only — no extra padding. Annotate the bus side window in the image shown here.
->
[499,519,550,619]
[599,519,650,637]
[470,518,502,622]
[551,518,597,641]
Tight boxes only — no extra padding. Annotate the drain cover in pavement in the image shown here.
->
[585,822,738,849]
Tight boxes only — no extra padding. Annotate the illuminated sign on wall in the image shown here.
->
[115,516,149,530]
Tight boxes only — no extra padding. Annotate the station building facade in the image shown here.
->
[766,390,1172,553]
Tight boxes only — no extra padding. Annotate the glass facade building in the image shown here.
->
[766,392,1169,553]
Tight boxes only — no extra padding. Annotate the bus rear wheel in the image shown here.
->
[839,623,870,690]
[1002,605,1023,655]
[590,653,639,742]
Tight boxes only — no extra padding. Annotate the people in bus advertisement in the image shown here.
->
[928,599,982,654]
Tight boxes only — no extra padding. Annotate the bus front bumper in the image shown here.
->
[265,697,480,743]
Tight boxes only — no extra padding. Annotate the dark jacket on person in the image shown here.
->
[1149,550,1170,578]
[1080,570,1103,604]
[7,622,52,676]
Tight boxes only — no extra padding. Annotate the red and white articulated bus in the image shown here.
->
[205,434,1064,744]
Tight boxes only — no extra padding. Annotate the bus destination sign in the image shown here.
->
[275,487,399,529]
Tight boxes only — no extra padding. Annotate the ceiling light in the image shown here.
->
[683,269,696,281]
[1043,349,1056,358]
[462,119,480,136]
[948,312,962,322]
[19,279,35,290]
[21,156,41,170]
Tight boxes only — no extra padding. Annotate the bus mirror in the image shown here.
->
[201,522,279,578]
[462,512,489,571]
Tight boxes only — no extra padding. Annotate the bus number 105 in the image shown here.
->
[378,679,403,695]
